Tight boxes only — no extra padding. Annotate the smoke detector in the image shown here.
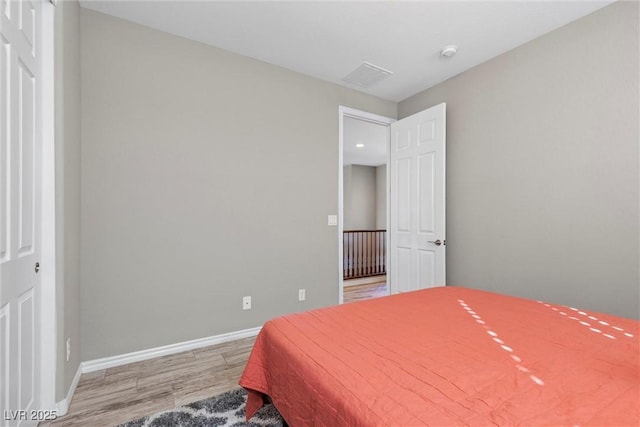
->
[440,45,458,58]
[342,62,393,88]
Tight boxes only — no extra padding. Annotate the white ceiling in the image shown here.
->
[343,117,388,166]
[79,0,615,103]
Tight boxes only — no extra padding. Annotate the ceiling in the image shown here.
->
[79,0,615,103]
[343,117,388,167]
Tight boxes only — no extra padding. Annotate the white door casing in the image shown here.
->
[0,0,44,425]
[389,103,446,293]
[337,106,395,304]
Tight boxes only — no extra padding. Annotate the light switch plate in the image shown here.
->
[328,215,338,226]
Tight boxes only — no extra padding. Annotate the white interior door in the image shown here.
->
[389,103,445,293]
[1,0,43,425]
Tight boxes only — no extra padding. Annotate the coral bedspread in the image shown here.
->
[239,287,639,426]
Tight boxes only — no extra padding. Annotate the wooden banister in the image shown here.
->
[343,230,386,280]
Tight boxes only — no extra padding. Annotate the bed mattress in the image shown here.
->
[240,286,639,426]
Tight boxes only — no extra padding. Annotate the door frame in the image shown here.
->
[338,106,395,304]
[40,0,57,412]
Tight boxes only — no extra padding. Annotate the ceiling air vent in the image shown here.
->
[342,62,393,88]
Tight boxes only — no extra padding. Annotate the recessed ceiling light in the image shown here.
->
[356,143,365,148]
[440,45,458,58]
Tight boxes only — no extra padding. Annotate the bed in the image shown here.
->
[239,286,639,426]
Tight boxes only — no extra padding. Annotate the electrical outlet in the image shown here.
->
[243,296,252,310]
[298,289,306,301]
[66,338,71,362]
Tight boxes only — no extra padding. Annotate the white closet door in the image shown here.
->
[1,0,43,425]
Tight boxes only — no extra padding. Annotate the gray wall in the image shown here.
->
[343,165,377,230]
[343,165,352,228]
[376,165,386,230]
[54,0,81,401]
[399,1,639,319]
[80,9,396,360]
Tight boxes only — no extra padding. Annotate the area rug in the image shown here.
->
[115,388,284,427]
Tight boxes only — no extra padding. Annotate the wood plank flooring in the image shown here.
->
[46,336,256,427]
[45,284,387,427]
[343,280,388,303]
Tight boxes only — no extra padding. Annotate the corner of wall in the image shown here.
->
[54,0,83,403]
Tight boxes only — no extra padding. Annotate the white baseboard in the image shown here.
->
[55,363,82,416]
[54,326,262,413]
[81,326,262,374]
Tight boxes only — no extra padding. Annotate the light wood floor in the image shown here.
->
[343,279,388,303]
[46,284,387,427]
[46,336,256,427]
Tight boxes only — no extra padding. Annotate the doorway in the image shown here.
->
[338,107,394,304]
[338,103,447,303]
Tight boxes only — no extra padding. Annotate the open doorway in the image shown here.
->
[338,107,394,304]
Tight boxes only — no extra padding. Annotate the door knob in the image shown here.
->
[429,239,442,246]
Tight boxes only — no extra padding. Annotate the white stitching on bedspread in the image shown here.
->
[537,301,635,340]
[457,299,544,386]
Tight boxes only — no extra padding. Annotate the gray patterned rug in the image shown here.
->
[115,388,284,427]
